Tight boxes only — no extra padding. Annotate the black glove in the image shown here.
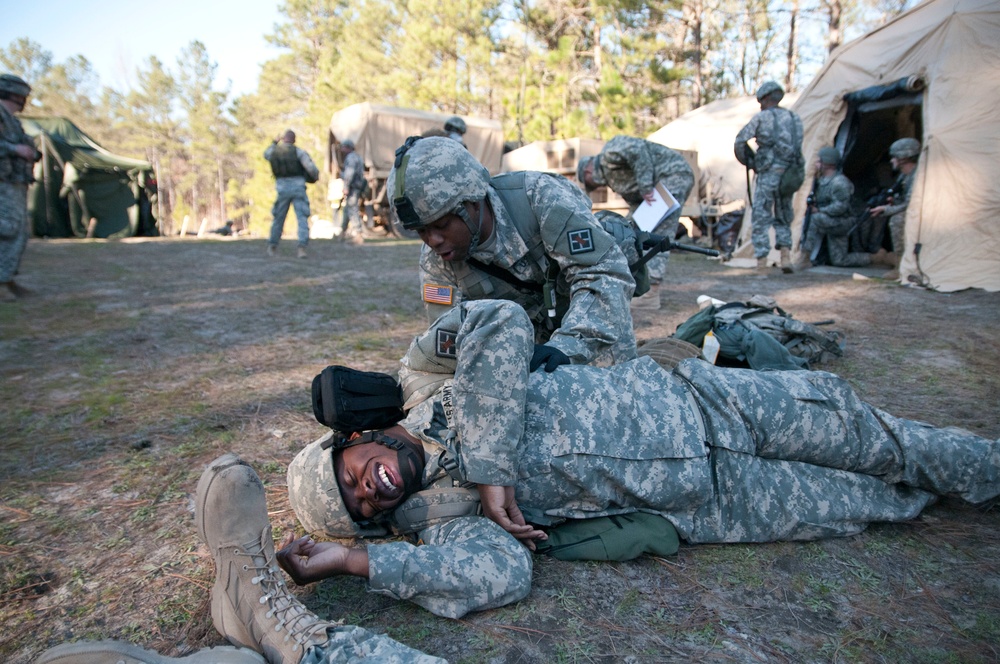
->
[530,344,571,373]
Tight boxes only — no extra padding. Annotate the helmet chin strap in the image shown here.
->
[457,198,487,253]
[363,431,424,497]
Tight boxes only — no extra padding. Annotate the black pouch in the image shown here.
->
[311,365,405,433]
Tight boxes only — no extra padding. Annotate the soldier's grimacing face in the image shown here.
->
[335,441,411,521]
[417,213,473,262]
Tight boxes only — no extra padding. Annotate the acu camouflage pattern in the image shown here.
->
[0,102,34,280]
[351,300,999,618]
[885,169,916,256]
[803,172,873,267]
[419,170,636,366]
[301,625,446,663]
[264,142,319,247]
[386,136,490,227]
[735,106,804,256]
[592,135,695,282]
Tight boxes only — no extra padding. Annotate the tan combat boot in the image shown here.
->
[756,256,769,270]
[36,640,265,664]
[266,244,277,257]
[196,454,340,664]
[779,248,794,273]
[297,246,308,259]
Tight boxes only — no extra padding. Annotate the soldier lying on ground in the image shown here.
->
[277,299,1000,620]
[36,455,444,664]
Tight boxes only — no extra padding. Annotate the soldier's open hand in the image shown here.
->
[276,531,370,583]
[477,484,547,550]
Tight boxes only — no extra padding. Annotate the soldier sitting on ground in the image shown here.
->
[869,137,921,280]
[800,147,896,270]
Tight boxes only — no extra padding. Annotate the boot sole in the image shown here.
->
[36,640,266,664]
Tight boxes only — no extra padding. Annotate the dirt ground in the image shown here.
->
[2,236,999,663]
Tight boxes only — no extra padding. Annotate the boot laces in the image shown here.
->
[234,533,336,650]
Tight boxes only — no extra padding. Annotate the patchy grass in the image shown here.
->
[1,238,999,663]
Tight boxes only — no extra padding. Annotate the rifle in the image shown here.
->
[633,233,720,269]
[848,186,895,254]
[798,176,820,254]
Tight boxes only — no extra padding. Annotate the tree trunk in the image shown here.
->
[786,0,799,91]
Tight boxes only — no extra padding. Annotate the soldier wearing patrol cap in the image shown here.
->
[273,298,1000,621]
[801,146,896,270]
[389,135,636,372]
[734,80,804,272]
[870,137,921,280]
[0,73,40,302]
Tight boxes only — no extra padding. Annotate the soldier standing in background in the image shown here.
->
[801,147,896,270]
[265,130,320,259]
[443,116,467,146]
[735,81,804,273]
[577,135,694,310]
[0,74,40,302]
[337,139,366,244]
[869,137,921,280]
[390,136,636,371]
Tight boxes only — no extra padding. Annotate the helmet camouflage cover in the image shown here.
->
[443,115,467,135]
[755,80,784,102]
[287,432,391,538]
[0,74,31,97]
[387,136,490,229]
[889,137,921,160]
[818,146,841,166]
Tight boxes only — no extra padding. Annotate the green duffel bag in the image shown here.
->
[536,512,680,561]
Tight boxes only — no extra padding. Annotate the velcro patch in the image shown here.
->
[567,228,595,255]
[423,284,454,305]
[436,329,458,358]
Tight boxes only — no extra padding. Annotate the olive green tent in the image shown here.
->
[22,117,158,239]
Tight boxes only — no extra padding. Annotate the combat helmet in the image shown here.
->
[387,136,490,230]
[288,432,391,538]
[443,115,467,135]
[755,80,784,103]
[0,74,31,99]
[818,146,841,166]
[889,137,921,160]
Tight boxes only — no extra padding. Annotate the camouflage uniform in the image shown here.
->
[420,171,636,366]
[0,101,34,283]
[339,300,999,619]
[301,626,444,663]
[804,172,873,267]
[884,169,915,256]
[735,106,803,257]
[339,148,365,237]
[591,136,695,282]
[265,141,320,249]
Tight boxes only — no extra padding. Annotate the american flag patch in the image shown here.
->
[423,284,453,305]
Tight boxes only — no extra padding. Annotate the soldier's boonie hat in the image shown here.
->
[387,136,490,230]
[889,137,920,159]
[287,433,390,538]
[444,115,467,135]
[341,139,355,150]
[0,74,31,97]
[818,147,841,166]
[755,80,784,102]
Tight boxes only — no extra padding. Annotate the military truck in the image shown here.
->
[327,103,504,237]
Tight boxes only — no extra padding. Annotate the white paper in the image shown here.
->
[631,182,681,233]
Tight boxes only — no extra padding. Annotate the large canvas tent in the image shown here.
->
[23,117,158,239]
[790,0,1000,291]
